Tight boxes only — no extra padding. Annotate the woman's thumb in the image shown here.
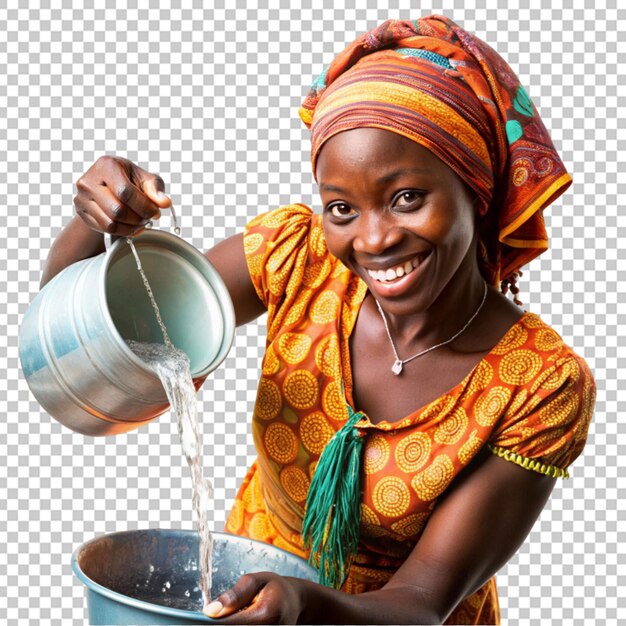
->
[142,176,171,208]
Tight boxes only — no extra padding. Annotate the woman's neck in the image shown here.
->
[380,264,487,352]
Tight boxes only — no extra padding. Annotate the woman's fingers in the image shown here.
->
[79,181,152,225]
[202,573,304,624]
[74,191,140,237]
[204,573,265,619]
[73,155,171,235]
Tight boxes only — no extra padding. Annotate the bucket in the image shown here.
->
[72,529,318,625]
[19,230,235,436]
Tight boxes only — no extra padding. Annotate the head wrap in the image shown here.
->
[299,15,572,285]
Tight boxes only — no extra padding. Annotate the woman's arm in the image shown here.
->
[40,156,265,327]
[40,156,169,287]
[205,233,266,327]
[40,214,108,287]
[204,450,556,624]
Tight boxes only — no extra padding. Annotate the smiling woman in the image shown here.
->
[317,131,480,317]
[41,14,595,626]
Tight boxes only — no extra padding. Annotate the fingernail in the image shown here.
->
[204,600,223,617]
[156,191,168,200]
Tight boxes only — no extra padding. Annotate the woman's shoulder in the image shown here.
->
[509,310,593,373]
[244,203,331,268]
[242,204,348,335]
[477,308,594,400]
[483,309,596,475]
[245,203,316,232]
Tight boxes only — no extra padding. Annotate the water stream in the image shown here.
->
[125,238,213,604]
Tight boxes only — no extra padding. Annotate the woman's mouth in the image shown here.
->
[361,251,431,298]
[365,252,429,283]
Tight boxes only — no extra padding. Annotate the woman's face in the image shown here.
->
[317,128,480,318]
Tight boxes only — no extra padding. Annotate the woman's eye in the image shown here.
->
[394,191,423,208]
[328,203,356,218]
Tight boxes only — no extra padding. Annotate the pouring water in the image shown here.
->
[126,237,214,604]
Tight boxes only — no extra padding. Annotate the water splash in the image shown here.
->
[127,340,213,603]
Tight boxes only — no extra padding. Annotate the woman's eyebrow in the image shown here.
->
[375,168,432,185]
[318,182,347,193]
[319,168,432,193]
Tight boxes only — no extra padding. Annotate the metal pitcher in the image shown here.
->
[19,230,235,436]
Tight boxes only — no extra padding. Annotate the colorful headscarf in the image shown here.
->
[299,16,572,285]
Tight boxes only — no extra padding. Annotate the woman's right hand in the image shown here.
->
[73,156,172,237]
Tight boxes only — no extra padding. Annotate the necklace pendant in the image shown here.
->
[391,359,403,375]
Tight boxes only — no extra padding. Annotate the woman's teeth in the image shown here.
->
[366,256,423,283]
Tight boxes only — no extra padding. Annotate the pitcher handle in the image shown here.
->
[104,205,181,251]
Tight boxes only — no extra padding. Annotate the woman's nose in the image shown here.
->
[352,211,402,255]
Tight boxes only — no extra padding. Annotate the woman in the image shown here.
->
[42,16,594,625]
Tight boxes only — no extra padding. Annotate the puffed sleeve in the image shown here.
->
[243,204,315,339]
[488,350,596,478]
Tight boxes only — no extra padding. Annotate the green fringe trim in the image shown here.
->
[302,405,365,589]
[488,445,569,479]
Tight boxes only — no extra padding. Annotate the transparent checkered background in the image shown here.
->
[1,0,624,624]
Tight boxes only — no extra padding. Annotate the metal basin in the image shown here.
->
[72,529,317,625]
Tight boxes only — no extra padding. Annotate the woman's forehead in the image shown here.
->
[316,129,452,182]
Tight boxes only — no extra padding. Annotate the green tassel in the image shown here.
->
[302,405,365,589]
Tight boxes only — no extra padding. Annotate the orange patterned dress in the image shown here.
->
[225,204,595,624]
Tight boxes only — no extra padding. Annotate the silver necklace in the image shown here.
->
[375,282,488,375]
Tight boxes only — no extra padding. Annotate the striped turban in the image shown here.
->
[299,15,572,285]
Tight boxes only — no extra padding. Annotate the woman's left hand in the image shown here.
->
[203,572,306,624]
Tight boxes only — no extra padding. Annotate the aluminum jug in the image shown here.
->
[19,230,235,436]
